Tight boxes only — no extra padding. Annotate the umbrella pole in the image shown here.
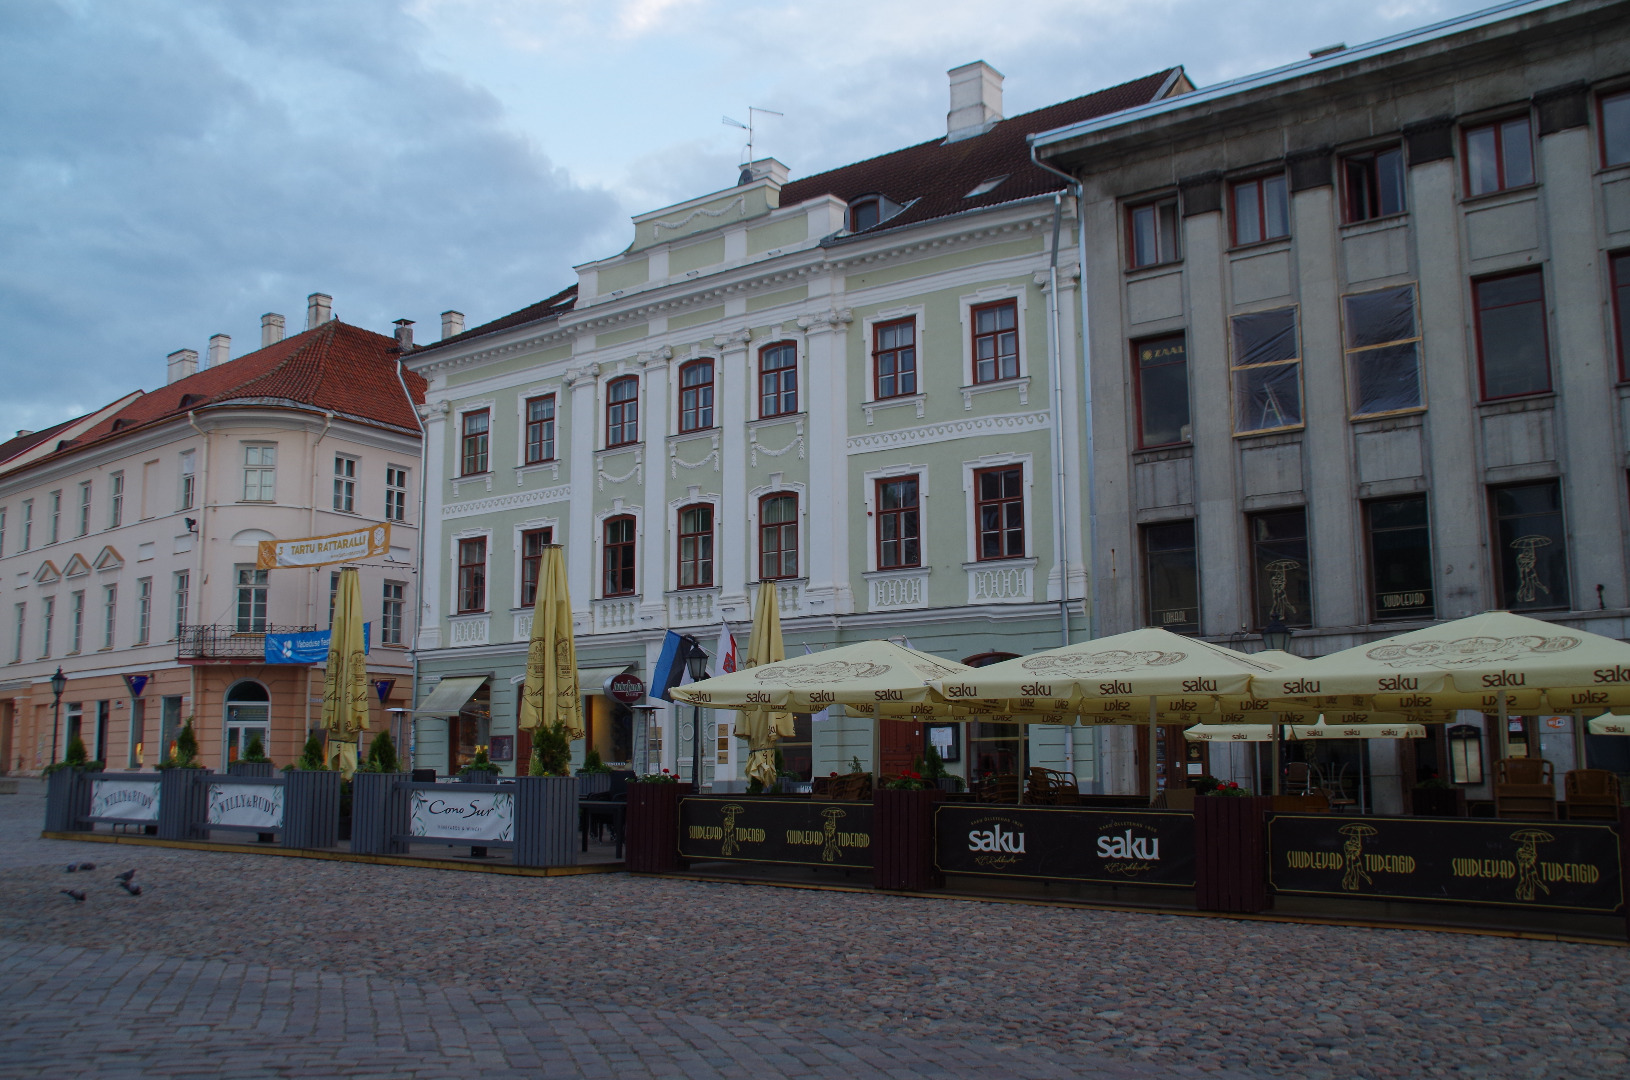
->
[1496,689,1509,762]
[1272,720,1282,796]
[1147,697,1158,807]
[1357,738,1367,815]
[1573,710,1588,771]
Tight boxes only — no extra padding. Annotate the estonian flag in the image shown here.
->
[651,630,709,703]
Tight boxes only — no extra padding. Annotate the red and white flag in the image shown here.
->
[714,622,738,676]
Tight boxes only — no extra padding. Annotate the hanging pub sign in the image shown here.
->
[1268,814,1625,914]
[678,796,873,868]
[206,782,285,829]
[410,789,514,843]
[87,778,161,823]
[256,523,391,570]
[608,672,646,704]
[934,805,1196,888]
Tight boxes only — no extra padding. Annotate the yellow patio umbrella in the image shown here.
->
[670,639,975,713]
[1249,610,1630,755]
[736,581,797,789]
[518,545,584,746]
[1587,713,1630,735]
[321,566,370,777]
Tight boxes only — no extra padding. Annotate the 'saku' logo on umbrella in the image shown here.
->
[1022,649,1185,676]
[1365,633,1579,668]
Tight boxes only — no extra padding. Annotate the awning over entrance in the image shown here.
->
[415,675,489,716]
[579,665,634,696]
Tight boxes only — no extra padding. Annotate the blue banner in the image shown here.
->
[264,624,370,664]
[651,630,685,702]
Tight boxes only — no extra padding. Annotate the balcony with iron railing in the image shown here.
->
[177,624,316,663]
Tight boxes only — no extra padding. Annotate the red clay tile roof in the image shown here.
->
[414,69,1180,355]
[783,68,1183,238]
[0,416,83,467]
[56,320,425,463]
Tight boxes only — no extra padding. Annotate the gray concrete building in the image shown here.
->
[1034,0,1630,808]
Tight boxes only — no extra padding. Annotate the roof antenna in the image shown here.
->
[723,106,783,183]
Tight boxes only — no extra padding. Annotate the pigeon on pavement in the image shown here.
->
[118,880,141,896]
[60,889,86,902]
[113,870,136,884]
[64,864,78,873]
[78,863,95,871]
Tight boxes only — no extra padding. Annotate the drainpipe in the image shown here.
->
[395,358,428,770]
[1045,193,1074,778]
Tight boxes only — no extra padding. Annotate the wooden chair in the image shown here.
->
[817,772,871,801]
[974,774,1019,803]
[1563,769,1621,821]
[1024,767,1081,805]
[1283,762,1313,795]
[1318,762,1357,813]
[1493,758,1557,820]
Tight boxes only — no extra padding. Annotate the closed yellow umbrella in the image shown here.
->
[321,566,370,777]
[738,581,795,789]
[519,545,584,744]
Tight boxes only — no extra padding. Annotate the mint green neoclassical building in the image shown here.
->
[403,63,1193,789]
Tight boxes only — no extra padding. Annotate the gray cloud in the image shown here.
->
[0,0,618,435]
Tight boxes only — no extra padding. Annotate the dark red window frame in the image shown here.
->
[759,342,798,418]
[678,360,715,433]
[1342,146,1406,223]
[758,493,798,581]
[971,300,1019,384]
[1230,173,1289,246]
[606,376,639,448]
[873,318,917,400]
[677,504,714,589]
[524,395,555,464]
[1463,115,1535,196]
[1126,197,1179,269]
[519,527,553,607]
[1612,251,1630,382]
[457,537,487,614]
[459,410,489,476]
[974,466,1025,561]
[1472,269,1552,401]
[602,516,636,597]
[1132,333,1190,449]
[875,476,921,570]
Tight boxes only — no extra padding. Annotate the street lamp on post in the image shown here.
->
[1260,620,1292,795]
[681,636,709,789]
[49,667,68,764]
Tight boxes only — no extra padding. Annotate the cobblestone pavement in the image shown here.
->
[1,783,1627,1079]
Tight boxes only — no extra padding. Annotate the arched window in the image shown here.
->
[223,680,270,766]
[678,360,714,433]
[603,516,637,597]
[759,342,797,418]
[759,493,798,580]
[677,505,714,589]
[606,377,639,448]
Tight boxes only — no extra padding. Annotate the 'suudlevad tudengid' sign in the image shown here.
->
[410,790,514,842]
[206,783,285,829]
[88,778,161,822]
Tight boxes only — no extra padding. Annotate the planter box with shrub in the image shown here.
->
[626,781,690,873]
[873,786,942,891]
[283,770,342,849]
[350,772,408,855]
[513,775,578,867]
[1193,794,1271,913]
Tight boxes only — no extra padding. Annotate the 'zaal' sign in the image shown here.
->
[678,797,872,868]
[935,805,1195,888]
[1269,814,1625,914]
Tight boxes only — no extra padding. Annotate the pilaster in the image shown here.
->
[715,328,752,618]
[798,308,855,615]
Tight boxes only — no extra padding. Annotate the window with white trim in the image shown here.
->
[333,455,356,513]
[386,465,409,522]
[242,446,276,502]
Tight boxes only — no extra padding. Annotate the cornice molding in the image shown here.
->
[441,485,571,521]
[846,410,1052,454]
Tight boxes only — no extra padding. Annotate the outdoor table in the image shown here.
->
[579,798,627,859]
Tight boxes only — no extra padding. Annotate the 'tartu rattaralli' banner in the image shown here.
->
[257,523,391,570]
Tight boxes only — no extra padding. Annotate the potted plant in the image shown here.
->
[155,721,210,841]
[1411,775,1464,817]
[458,744,499,784]
[874,763,941,891]
[228,733,275,777]
[577,746,613,796]
[626,766,690,873]
[922,747,962,793]
[1192,776,1271,914]
[42,734,103,833]
[282,733,340,849]
[513,721,577,867]
[352,731,407,855]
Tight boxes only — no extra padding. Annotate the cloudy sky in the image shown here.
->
[0,0,1496,437]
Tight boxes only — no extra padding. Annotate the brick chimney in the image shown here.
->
[261,313,285,347]
[306,293,333,330]
[947,61,1003,142]
[440,311,465,340]
[167,349,199,385]
[394,319,414,351]
[207,334,230,369]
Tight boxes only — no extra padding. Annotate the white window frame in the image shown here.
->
[860,305,928,421]
[234,564,268,632]
[173,571,190,638]
[78,482,92,535]
[22,499,33,551]
[69,591,85,654]
[136,577,152,645]
[108,472,124,528]
[11,602,23,664]
[333,454,358,513]
[40,595,54,658]
[242,444,277,502]
[960,453,1036,565]
[102,584,116,650]
[450,528,494,615]
[178,451,196,511]
[48,490,61,545]
[385,463,411,522]
[958,286,1030,387]
[382,579,407,645]
[860,463,929,573]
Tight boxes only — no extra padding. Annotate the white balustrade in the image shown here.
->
[667,588,720,627]
[967,559,1035,604]
[446,614,491,647]
[865,568,930,612]
[592,597,639,633]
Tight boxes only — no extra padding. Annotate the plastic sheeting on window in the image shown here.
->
[1232,308,1298,366]
[1234,362,1302,433]
[1352,343,1422,415]
[1344,286,1416,348]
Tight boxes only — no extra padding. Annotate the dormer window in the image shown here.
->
[179,394,206,409]
[849,197,881,233]
[964,175,1008,198]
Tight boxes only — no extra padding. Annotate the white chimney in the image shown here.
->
[440,311,465,340]
[306,293,333,330]
[167,349,199,385]
[394,319,414,351]
[261,313,285,347]
[947,61,1004,142]
[207,334,230,369]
